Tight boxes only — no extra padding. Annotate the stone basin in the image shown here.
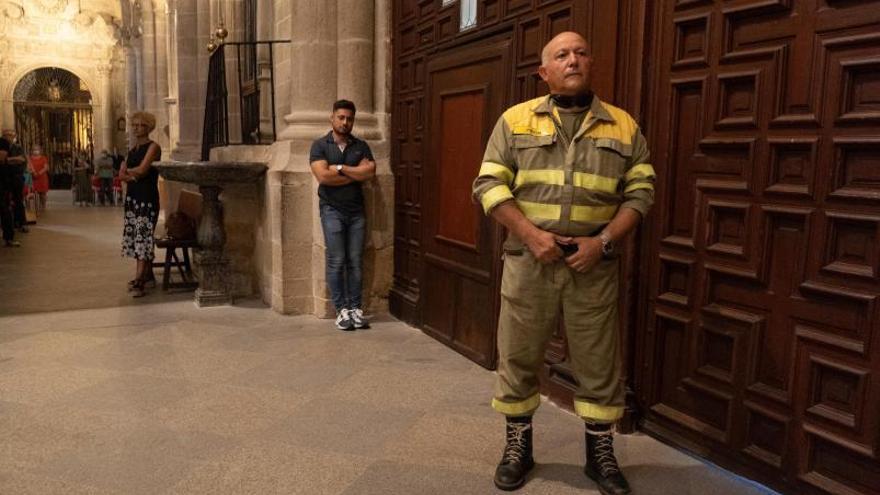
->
[154,160,267,186]
[152,160,267,307]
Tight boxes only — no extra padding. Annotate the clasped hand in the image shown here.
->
[524,230,602,273]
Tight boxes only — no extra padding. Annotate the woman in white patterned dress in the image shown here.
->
[119,112,162,298]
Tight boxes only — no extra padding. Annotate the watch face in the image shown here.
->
[602,240,615,256]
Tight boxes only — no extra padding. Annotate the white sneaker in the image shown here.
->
[335,309,354,331]
[350,308,370,329]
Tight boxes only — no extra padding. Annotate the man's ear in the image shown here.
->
[537,65,549,83]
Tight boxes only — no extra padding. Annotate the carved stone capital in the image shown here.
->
[34,0,69,15]
[96,64,113,78]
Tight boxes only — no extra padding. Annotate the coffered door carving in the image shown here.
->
[638,1,880,494]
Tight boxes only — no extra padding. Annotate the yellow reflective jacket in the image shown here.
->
[472,95,655,238]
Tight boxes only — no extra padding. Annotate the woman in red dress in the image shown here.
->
[28,146,49,212]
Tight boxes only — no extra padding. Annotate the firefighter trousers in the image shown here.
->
[492,250,624,423]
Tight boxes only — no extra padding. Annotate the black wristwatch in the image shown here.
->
[599,231,616,259]
[335,164,344,175]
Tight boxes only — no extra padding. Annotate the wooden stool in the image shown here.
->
[152,190,203,291]
[153,238,199,290]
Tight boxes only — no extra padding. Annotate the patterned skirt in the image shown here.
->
[121,196,159,260]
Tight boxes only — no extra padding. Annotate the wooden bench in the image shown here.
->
[153,189,202,291]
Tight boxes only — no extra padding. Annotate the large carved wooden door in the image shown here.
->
[638,1,880,494]
[419,40,511,368]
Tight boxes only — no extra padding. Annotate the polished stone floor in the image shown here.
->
[0,192,778,494]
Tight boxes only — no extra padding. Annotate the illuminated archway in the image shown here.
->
[13,67,94,188]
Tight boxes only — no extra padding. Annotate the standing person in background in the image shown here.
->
[0,131,19,246]
[308,99,376,331]
[72,153,92,206]
[95,150,114,205]
[111,148,124,174]
[2,130,29,233]
[111,148,126,204]
[28,146,49,213]
[119,112,161,298]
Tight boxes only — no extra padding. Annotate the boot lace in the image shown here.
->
[592,432,620,476]
[501,423,531,464]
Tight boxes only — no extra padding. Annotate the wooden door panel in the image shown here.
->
[436,90,483,248]
[639,1,880,493]
[420,40,511,369]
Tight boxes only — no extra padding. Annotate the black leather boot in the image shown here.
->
[584,423,631,495]
[493,416,534,491]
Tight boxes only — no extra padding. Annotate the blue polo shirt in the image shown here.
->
[309,131,374,215]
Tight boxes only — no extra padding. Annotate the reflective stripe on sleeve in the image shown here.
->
[479,161,515,184]
[480,184,515,213]
[624,163,655,181]
[623,182,654,194]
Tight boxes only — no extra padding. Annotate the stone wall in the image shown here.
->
[151,0,393,318]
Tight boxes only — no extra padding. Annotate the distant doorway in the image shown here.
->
[13,67,94,189]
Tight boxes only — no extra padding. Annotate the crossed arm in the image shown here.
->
[6,152,25,165]
[309,158,376,185]
[119,143,159,182]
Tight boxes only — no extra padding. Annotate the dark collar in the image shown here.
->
[550,92,593,109]
[532,94,615,123]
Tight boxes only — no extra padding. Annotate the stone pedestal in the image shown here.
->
[194,185,232,306]
[194,253,232,306]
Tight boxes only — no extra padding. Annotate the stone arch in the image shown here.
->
[11,66,97,188]
[4,62,101,108]
[13,67,92,105]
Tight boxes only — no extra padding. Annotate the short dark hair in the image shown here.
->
[332,99,356,115]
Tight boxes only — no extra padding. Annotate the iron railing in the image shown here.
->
[202,40,290,161]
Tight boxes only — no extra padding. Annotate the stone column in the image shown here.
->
[124,43,140,146]
[164,0,180,152]
[336,0,379,138]
[97,65,114,153]
[168,0,205,160]
[278,0,337,140]
[257,2,275,139]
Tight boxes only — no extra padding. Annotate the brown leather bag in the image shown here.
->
[165,211,196,240]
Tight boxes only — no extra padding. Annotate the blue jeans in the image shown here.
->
[320,204,366,311]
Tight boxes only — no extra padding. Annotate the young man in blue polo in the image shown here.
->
[309,100,376,330]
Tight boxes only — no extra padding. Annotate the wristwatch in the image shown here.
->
[598,230,616,258]
[335,164,344,175]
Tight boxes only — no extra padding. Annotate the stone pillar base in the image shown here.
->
[195,287,233,307]
[194,253,232,307]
